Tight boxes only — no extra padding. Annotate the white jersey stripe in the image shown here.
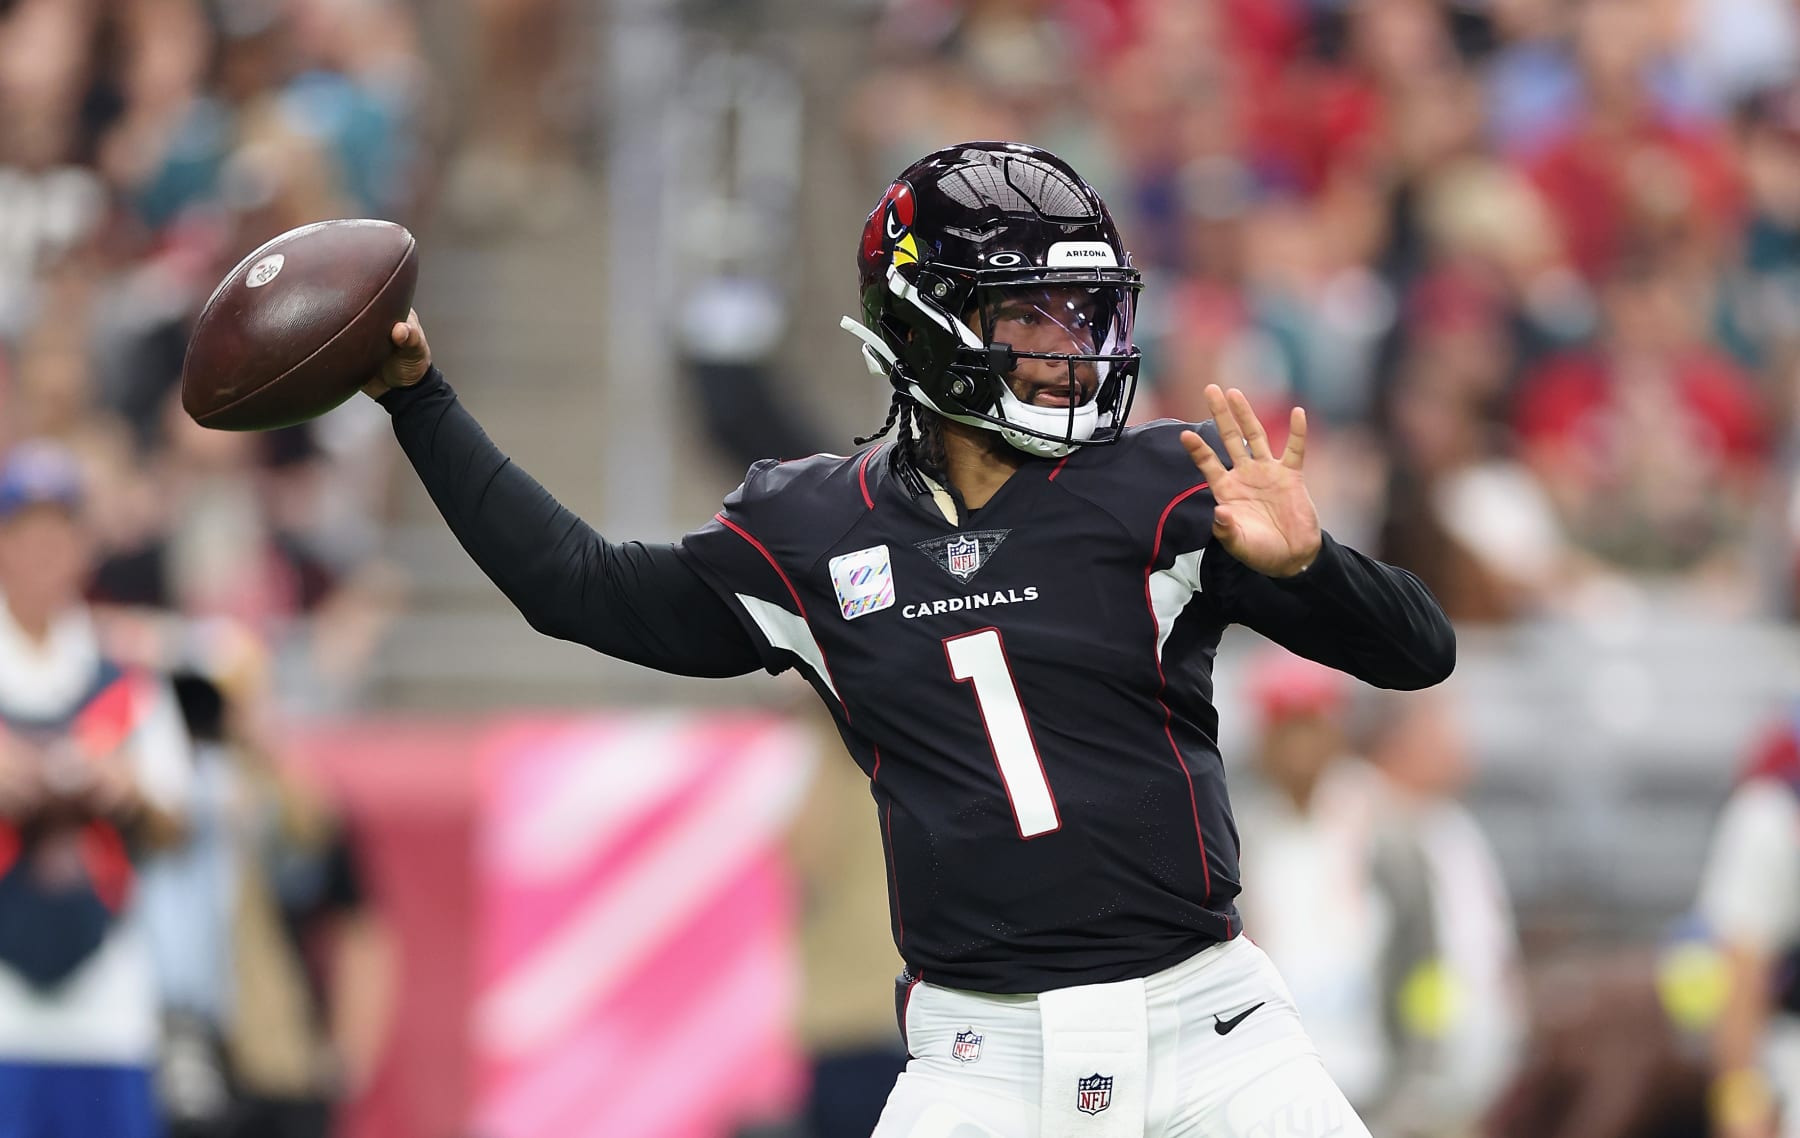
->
[1148,546,1207,663]
[736,592,840,702]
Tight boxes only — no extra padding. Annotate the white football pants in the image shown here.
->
[872,936,1371,1138]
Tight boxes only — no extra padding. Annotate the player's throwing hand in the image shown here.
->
[362,310,433,399]
[1181,384,1321,578]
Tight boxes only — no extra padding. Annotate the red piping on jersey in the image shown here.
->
[1047,455,1071,481]
[885,800,904,946]
[1143,482,1213,902]
[878,743,902,949]
[857,447,879,509]
[716,510,908,938]
[715,514,808,619]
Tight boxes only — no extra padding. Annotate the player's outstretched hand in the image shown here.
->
[1180,385,1322,578]
[362,309,432,399]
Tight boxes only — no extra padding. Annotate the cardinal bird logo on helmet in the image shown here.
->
[861,182,919,269]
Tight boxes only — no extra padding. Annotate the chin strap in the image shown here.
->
[841,313,1088,459]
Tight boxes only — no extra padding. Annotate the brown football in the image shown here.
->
[182,219,419,431]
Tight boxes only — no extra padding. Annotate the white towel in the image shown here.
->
[1038,978,1148,1138]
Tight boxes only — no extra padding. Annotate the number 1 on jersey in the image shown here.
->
[943,628,1061,838]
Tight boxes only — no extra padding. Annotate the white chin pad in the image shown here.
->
[908,381,1101,459]
[996,385,1098,458]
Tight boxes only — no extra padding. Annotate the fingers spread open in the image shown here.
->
[1282,406,1307,470]
[1181,429,1228,484]
[1204,385,1252,465]
[1225,387,1270,460]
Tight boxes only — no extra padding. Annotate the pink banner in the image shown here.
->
[292,713,815,1138]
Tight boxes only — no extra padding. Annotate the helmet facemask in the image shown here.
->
[844,264,1143,459]
[954,281,1139,457]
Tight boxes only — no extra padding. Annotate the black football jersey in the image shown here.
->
[677,420,1453,994]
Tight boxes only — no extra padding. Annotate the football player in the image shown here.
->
[365,142,1454,1138]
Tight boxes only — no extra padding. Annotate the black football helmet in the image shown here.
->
[842,141,1143,458]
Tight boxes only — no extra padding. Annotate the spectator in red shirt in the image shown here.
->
[1523,0,1742,280]
[1514,253,1767,582]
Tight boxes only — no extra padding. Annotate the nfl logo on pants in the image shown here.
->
[951,1028,983,1063]
[1076,1073,1113,1115]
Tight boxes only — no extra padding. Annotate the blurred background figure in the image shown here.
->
[442,0,583,232]
[1483,947,1709,1138]
[1361,688,1523,1138]
[138,647,392,1138]
[1693,707,1800,1138]
[1234,654,1521,1138]
[1230,651,1391,1113]
[0,440,192,1138]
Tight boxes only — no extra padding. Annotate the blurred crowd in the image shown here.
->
[0,0,612,1123]
[0,0,429,712]
[0,1,436,1136]
[854,0,1800,624]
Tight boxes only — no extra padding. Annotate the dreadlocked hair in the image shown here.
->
[855,391,939,497]
[853,393,903,447]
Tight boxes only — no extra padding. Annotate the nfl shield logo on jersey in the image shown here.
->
[913,529,1009,583]
[951,1028,983,1063]
[946,535,980,580]
[1076,1073,1113,1115]
[828,545,897,620]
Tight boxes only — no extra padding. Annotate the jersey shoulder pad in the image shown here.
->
[1056,419,1222,544]
[720,451,871,556]
[1114,418,1232,474]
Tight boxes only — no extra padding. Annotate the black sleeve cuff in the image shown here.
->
[1269,531,1345,591]
[376,365,449,415]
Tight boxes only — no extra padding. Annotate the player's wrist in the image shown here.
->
[1272,541,1322,578]
[1267,533,1327,579]
[375,365,447,412]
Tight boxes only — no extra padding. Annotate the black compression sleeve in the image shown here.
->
[1208,531,1455,691]
[378,369,762,678]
